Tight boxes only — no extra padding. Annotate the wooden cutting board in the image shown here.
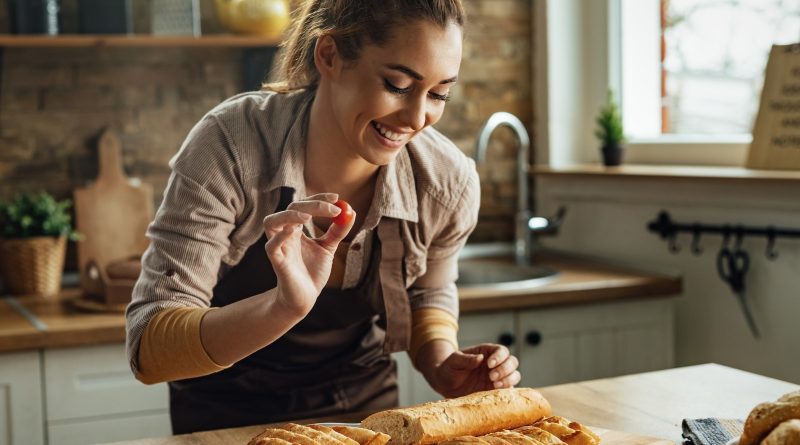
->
[126,425,673,445]
[73,129,153,297]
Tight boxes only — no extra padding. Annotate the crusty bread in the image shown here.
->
[332,425,391,445]
[513,426,567,445]
[249,428,318,445]
[282,423,347,444]
[740,390,800,445]
[532,418,597,445]
[248,439,292,445]
[761,419,800,445]
[438,437,491,444]
[361,388,552,445]
[486,431,543,445]
[480,436,513,445]
[309,424,361,445]
[538,416,600,444]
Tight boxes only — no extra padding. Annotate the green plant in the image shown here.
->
[0,192,82,241]
[595,89,625,147]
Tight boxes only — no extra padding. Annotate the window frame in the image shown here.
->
[534,0,751,167]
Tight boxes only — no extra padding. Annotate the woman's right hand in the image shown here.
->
[262,193,355,317]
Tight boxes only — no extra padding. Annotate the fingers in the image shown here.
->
[317,201,356,251]
[485,344,510,369]
[494,370,521,389]
[262,210,310,238]
[300,192,339,204]
[264,225,299,263]
[286,199,342,219]
[489,354,519,388]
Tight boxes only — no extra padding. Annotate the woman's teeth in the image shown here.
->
[373,121,402,142]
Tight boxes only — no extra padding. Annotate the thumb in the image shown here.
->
[446,352,484,371]
[317,201,356,251]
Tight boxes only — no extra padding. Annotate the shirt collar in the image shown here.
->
[265,89,418,224]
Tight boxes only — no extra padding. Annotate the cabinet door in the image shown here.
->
[518,298,674,387]
[47,412,172,445]
[0,351,44,445]
[394,310,517,406]
[43,343,169,422]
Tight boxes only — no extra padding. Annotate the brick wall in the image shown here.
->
[0,0,532,250]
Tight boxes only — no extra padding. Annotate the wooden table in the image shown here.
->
[109,363,798,445]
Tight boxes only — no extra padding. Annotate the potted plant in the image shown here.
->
[595,89,625,166]
[0,192,82,297]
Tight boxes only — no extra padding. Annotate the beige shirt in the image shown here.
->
[125,88,480,374]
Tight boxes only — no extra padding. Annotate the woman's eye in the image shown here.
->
[429,91,451,103]
[384,79,411,95]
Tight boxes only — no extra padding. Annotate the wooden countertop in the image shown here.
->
[0,253,681,353]
[106,363,799,445]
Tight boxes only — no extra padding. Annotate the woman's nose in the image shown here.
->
[403,95,429,131]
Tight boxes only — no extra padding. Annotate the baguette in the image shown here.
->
[248,428,318,445]
[740,390,800,445]
[761,419,800,445]
[309,424,361,445]
[283,423,347,445]
[486,431,543,445]
[332,425,391,445]
[361,388,552,445]
[513,426,566,445]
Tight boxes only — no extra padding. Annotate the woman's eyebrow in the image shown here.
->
[384,63,458,84]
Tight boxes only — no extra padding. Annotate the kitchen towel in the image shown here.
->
[682,418,743,445]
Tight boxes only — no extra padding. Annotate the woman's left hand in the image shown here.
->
[430,343,521,398]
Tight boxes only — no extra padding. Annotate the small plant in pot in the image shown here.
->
[595,89,625,166]
[0,192,82,297]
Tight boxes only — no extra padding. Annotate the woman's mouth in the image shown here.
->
[370,121,407,148]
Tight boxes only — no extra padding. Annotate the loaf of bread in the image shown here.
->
[761,419,800,445]
[740,390,800,445]
[248,423,390,445]
[361,388,552,445]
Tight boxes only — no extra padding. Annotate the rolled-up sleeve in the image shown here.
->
[408,164,481,318]
[125,115,245,375]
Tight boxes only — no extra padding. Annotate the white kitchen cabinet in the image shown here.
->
[397,298,674,406]
[43,343,171,445]
[0,350,45,445]
[518,297,674,387]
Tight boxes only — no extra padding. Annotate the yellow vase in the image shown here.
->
[214,0,290,39]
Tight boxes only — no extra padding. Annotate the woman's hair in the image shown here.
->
[263,0,465,92]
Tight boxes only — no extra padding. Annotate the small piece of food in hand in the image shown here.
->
[332,199,355,225]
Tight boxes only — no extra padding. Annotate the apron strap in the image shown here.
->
[377,218,411,354]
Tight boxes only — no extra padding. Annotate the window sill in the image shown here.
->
[531,164,800,184]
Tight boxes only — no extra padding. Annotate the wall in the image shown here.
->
[0,0,534,249]
[536,175,800,384]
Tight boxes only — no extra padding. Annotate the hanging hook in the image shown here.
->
[734,226,745,253]
[766,226,779,260]
[691,224,703,256]
[668,233,680,254]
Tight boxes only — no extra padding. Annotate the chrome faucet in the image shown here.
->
[474,112,565,265]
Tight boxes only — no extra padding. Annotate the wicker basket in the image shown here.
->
[0,235,66,297]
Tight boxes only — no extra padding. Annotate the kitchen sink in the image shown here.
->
[456,243,560,290]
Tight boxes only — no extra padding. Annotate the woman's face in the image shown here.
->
[324,19,463,166]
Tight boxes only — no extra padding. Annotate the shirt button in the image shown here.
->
[351,243,362,251]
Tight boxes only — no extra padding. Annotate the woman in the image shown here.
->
[126,0,522,434]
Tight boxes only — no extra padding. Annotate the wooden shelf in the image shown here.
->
[0,34,280,48]
[532,164,800,184]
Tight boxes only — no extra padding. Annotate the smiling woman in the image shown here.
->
[125,0,523,436]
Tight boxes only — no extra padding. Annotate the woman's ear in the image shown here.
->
[314,34,340,80]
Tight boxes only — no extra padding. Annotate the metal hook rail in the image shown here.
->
[647,210,800,260]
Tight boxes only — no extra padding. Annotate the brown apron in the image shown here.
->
[168,187,412,434]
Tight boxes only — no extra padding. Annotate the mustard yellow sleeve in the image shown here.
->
[136,307,229,384]
[408,307,459,366]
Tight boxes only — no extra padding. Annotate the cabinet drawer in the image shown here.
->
[44,343,168,421]
[0,350,44,445]
[459,311,516,347]
[47,411,171,445]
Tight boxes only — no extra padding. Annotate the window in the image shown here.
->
[620,0,800,138]
[535,0,800,166]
